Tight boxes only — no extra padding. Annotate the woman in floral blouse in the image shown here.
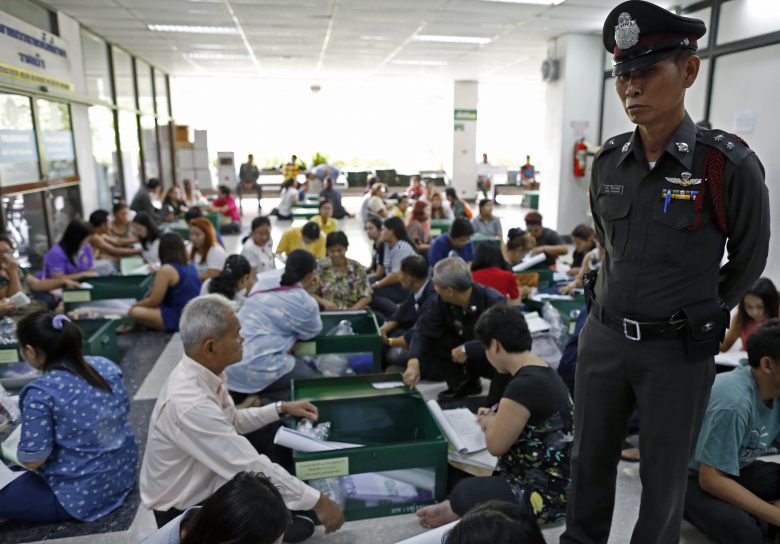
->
[309,231,372,311]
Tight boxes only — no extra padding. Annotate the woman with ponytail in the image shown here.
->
[226,249,322,400]
[205,254,252,303]
[0,312,137,523]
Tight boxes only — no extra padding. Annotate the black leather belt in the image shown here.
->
[591,300,686,341]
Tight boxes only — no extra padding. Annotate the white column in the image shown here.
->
[541,34,604,235]
[57,12,99,215]
[451,81,478,198]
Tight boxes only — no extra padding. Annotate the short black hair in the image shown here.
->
[471,243,508,272]
[366,217,382,230]
[444,500,545,544]
[571,224,594,240]
[525,211,542,225]
[88,209,110,228]
[400,255,429,280]
[319,200,333,210]
[218,184,231,196]
[326,231,348,249]
[475,304,532,353]
[251,215,270,232]
[445,187,458,200]
[478,198,492,210]
[301,222,320,241]
[184,206,204,222]
[449,217,474,239]
[112,202,128,214]
[158,232,188,266]
[146,178,161,190]
[746,318,780,368]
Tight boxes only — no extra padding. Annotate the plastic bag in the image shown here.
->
[308,477,347,509]
[297,419,331,441]
[326,320,355,336]
[541,301,567,348]
[0,382,20,425]
[0,317,16,346]
[315,354,350,377]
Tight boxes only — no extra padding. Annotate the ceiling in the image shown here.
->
[44,0,707,81]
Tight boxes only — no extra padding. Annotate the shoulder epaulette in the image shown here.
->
[595,132,632,160]
[696,129,753,165]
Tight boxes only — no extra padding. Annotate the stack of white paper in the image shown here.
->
[523,311,551,334]
[426,401,486,454]
[448,448,498,471]
[512,253,546,273]
[273,426,363,453]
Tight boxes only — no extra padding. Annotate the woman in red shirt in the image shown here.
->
[210,185,241,234]
[471,243,520,302]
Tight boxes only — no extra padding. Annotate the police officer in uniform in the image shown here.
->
[561,2,771,543]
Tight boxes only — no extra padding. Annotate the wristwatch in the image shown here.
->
[275,401,284,416]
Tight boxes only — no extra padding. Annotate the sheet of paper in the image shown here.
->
[0,461,22,490]
[511,253,546,272]
[715,351,748,368]
[448,448,499,471]
[371,381,405,390]
[524,312,551,334]
[273,426,363,453]
[394,521,459,544]
[533,294,574,301]
[427,401,486,454]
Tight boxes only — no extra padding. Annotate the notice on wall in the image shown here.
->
[454,109,477,121]
[0,10,74,92]
[733,110,757,134]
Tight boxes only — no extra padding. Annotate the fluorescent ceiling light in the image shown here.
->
[184,52,249,60]
[414,34,492,45]
[148,24,238,34]
[481,0,565,4]
[391,59,448,66]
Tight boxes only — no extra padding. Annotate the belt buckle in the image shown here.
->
[623,318,641,341]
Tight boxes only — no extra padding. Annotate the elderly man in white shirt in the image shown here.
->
[140,294,344,541]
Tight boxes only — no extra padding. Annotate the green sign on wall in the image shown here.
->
[454,109,477,121]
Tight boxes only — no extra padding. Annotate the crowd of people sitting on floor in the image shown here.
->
[0,174,777,544]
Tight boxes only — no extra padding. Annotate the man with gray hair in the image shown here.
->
[403,257,508,403]
[140,295,344,541]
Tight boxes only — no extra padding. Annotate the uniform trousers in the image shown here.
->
[684,460,780,544]
[561,314,715,544]
[0,471,72,523]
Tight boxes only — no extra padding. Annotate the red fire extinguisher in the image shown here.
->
[574,138,587,177]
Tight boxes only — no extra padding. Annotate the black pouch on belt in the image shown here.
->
[679,299,730,362]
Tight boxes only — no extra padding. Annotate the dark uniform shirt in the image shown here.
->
[390,279,435,332]
[592,113,770,319]
[409,283,505,361]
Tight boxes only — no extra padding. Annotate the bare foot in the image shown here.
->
[416,500,459,529]
[621,447,640,463]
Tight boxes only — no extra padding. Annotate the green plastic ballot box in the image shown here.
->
[471,233,501,250]
[524,294,586,335]
[294,202,321,209]
[295,311,382,373]
[521,190,540,209]
[292,207,319,220]
[291,375,448,521]
[429,219,452,237]
[62,275,153,311]
[0,318,125,390]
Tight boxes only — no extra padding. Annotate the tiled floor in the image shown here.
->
[6,193,715,544]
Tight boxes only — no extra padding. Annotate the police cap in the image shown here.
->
[603,0,706,76]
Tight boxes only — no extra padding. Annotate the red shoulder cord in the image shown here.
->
[691,134,748,234]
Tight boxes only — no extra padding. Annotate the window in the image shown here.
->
[36,98,76,180]
[2,193,47,270]
[89,105,121,208]
[112,47,136,111]
[140,114,160,181]
[0,93,40,186]
[46,185,83,245]
[81,30,113,103]
[154,70,170,118]
[2,0,56,35]
[136,60,154,114]
[118,110,142,198]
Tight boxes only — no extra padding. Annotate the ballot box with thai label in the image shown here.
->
[429,219,452,236]
[290,375,448,521]
[62,274,153,311]
[296,311,382,373]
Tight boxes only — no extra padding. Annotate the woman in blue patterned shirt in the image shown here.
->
[0,312,138,522]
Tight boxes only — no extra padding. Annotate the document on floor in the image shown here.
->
[523,311,551,334]
[426,400,486,454]
[394,520,459,544]
[273,426,364,453]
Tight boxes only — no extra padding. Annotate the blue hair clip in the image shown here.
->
[52,314,71,331]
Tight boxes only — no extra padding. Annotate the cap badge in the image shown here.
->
[713,134,725,142]
[621,142,630,153]
[725,141,736,151]
[665,171,702,187]
[615,12,641,50]
[676,142,689,153]
[608,139,615,146]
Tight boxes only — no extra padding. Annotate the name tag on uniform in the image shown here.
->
[600,184,624,196]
